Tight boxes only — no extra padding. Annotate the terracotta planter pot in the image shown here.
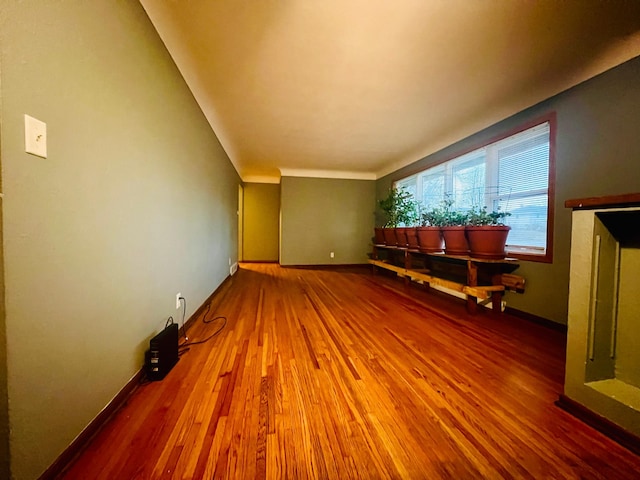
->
[405,227,420,250]
[441,226,469,255]
[374,227,385,245]
[416,227,444,253]
[382,228,396,246]
[395,227,409,248]
[466,225,511,259]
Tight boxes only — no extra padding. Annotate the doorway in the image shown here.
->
[238,184,243,262]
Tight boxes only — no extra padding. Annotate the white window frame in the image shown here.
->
[394,116,555,263]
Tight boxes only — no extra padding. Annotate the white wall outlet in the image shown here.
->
[24,114,47,158]
[176,293,181,309]
[330,251,335,258]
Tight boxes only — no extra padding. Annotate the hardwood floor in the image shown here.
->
[60,263,640,479]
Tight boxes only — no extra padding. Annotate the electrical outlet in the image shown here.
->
[176,293,181,309]
[24,114,47,158]
[330,251,335,258]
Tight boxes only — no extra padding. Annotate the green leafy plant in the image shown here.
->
[439,196,469,226]
[467,205,511,226]
[378,187,419,227]
[419,197,470,227]
[419,207,444,227]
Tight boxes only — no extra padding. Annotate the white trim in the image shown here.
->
[279,168,376,180]
[376,158,419,179]
[242,175,281,184]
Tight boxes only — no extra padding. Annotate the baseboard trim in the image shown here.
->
[39,369,144,479]
[504,306,567,333]
[183,274,232,333]
[280,264,370,270]
[555,394,640,456]
[39,275,233,479]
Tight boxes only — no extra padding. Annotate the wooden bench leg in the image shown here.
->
[404,250,411,287]
[491,274,503,315]
[467,295,478,314]
[491,291,502,314]
[466,261,478,314]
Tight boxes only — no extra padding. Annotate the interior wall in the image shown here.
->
[0,51,10,479]
[281,176,375,266]
[0,207,7,480]
[243,183,280,262]
[0,2,239,479]
[377,55,640,325]
[616,247,640,388]
[238,184,244,261]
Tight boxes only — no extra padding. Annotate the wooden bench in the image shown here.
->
[369,244,525,315]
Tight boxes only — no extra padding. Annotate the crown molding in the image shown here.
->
[242,175,281,184]
[279,168,376,180]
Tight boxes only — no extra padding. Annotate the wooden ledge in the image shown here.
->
[373,245,519,264]
[565,192,640,210]
[368,259,504,301]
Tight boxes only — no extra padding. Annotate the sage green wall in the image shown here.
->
[0,43,10,480]
[377,55,640,325]
[0,2,239,479]
[243,183,280,262]
[0,205,9,478]
[616,248,640,389]
[280,177,375,266]
[564,208,640,437]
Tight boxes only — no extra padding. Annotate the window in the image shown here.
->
[395,117,555,262]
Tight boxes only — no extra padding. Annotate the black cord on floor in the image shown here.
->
[178,302,227,350]
[179,296,187,341]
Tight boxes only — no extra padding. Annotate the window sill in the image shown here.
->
[506,249,552,263]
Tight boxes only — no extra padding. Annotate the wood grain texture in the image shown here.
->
[59,263,640,479]
[556,395,640,458]
[565,192,640,210]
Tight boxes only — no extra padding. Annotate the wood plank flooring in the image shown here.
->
[60,263,640,479]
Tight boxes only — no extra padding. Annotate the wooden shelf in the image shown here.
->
[370,244,525,315]
[368,259,503,301]
[373,244,519,264]
[565,192,640,210]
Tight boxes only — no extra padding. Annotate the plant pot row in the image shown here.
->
[374,225,511,259]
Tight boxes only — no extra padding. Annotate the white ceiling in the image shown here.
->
[140,1,640,183]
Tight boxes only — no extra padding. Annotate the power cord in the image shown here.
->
[140,300,228,384]
[179,296,188,341]
[178,303,227,352]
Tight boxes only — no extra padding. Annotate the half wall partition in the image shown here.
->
[562,193,640,444]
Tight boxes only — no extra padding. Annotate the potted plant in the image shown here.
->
[405,218,421,250]
[416,206,445,253]
[466,205,511,259]
[438,197,470,255]
[373,227,385,245]
[402,201,420,250]
[377,188,398,245]
[377,187,418,247]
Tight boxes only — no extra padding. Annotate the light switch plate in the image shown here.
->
[25,114,47,158]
